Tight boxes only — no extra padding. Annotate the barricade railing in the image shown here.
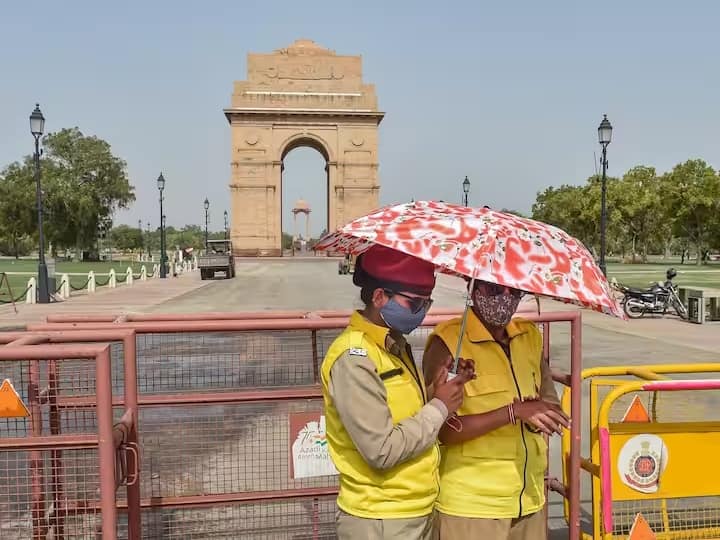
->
[0,330,142,539]
[26,310,581,538]
[0,343,138,540]
[44,307,468,324]
[561,363,720,539]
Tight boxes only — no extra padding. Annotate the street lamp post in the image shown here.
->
[204,198,210,251]
[138,219,143,261]
[146,222,151,259]
[597,114,613,276]
[223,210,229,241]
[462,176,470,207]
[157,173,166,278]
[30,104,49,303]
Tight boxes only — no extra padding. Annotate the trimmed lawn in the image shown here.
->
[0,259,150,302]
[606,262,720,290]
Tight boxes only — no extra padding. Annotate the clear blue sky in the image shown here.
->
[2,1,718,235]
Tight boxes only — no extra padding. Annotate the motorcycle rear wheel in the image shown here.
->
[624,299,645,319]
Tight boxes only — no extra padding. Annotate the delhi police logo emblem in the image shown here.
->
[618,434,668,494]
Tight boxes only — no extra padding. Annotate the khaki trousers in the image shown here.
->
[336,509,438,540]
[438,510,546,540]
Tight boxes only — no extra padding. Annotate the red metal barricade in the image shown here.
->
[0,330,142,539]
[24,310,583,539]
[0,343,138,539]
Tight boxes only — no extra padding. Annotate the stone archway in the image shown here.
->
[224,39,384,256]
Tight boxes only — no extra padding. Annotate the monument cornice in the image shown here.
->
[224,108,385,123]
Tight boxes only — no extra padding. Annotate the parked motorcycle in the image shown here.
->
[615,268,688,319]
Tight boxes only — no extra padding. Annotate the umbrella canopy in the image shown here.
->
[315,200,624,319]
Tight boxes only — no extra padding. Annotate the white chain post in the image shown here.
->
[26,277,36,304]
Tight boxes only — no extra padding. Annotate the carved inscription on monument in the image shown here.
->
[263,64,344,80]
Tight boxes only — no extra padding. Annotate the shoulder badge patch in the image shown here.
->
[348,347,368,357]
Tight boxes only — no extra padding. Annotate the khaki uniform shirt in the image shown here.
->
[328,330,449,471]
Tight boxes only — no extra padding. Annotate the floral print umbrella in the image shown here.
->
[315,200,625,319]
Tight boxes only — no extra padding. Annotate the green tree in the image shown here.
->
[40,128,135,259]
[0,161,36,258]
[166,224,205,249]
[532,183,598,249]
[613,166,665,263]
[532,185,581,233]
[110,224,143,251]
[662,159,720,265]
[532,177,624,258]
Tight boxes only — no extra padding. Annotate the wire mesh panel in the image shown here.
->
[0,360,32,439]
[611,497,720,538]
[0,448,103,540]
[134,326,445,395]
[138,496,337,539]
[54,342,126,397]
[0,358,105,439]
[138,399,334,499]
[135,330,342,393]
[0,346,132,540]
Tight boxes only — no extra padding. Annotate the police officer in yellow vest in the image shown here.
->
[321,245,474,540]
[423,279,570,540]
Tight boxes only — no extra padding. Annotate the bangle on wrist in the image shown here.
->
[507,403,516,425]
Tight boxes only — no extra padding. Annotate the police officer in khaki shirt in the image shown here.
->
[320,245,474,540]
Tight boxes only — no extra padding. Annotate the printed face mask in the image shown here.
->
[379,298,428,335]
[472,289,521,328]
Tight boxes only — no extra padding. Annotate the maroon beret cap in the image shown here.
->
[353,245,436,296]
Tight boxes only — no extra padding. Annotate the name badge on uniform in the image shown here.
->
[349,347,368,357]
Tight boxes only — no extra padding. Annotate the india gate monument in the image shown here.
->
[224,39,384,256]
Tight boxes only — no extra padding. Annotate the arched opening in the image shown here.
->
[280,138,329,255]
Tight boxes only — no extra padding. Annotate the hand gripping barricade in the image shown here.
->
[561,363,720,539]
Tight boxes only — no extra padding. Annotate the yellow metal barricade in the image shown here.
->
[561,363,720,539]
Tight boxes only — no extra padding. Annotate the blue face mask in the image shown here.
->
[379,299,428,335]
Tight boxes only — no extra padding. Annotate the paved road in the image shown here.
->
[150,258,469,313]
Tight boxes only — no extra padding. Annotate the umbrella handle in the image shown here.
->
[451,276,476,373]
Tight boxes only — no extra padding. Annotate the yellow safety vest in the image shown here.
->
[320,311,440,519]
[429,312,547,518]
